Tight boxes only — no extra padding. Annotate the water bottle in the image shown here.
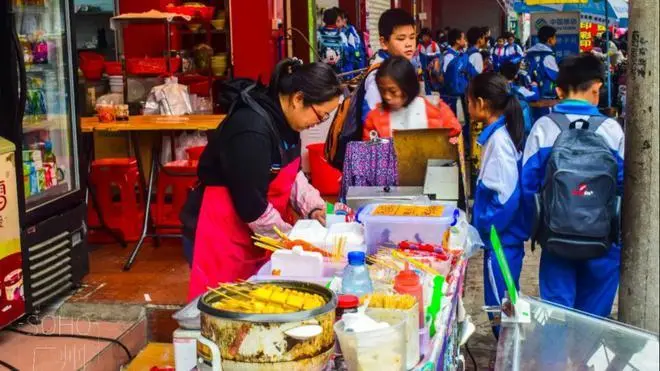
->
[341,251,373,297]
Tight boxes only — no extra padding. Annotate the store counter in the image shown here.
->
[80,114,225,132]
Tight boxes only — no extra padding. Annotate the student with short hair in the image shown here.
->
[525,26,559,98]
[362,8,417,122]
[466,26,487,76]
[417,27,442,95]
[491,35,507,71]
[441,28,468,118]
[504,31,524,63]
[521,54,624,318]
[337,8,368,72]
[362,56,461,140]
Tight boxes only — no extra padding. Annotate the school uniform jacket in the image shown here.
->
[362,96,462,140]
[526,43,559,83]
[521,100,625,234]
[473,116,528,247]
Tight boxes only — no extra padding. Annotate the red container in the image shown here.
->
[186,146,205,162]
[81,61,104,80]
[104,61,122,76]
[166,4,215,21]
[394,269,425,328]
[307,143,341,196]
[126,57,182,75]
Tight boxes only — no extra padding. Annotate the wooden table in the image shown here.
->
[82,114,224,270]
[530,99,560,109]
[81,114,225,132]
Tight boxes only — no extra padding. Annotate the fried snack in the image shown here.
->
[211,284,326,314]
[360,293,416,310]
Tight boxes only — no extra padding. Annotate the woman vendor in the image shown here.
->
[188,59,342,299]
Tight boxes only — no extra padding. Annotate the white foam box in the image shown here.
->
[423,159,459,202]
[270,246,324,277]
[325,222,366,256]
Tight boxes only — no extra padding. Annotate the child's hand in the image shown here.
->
[449,136,459,145]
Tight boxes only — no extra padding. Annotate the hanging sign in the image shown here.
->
[531,11,581,60]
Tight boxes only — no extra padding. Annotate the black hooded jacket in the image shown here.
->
[197,85,300,224]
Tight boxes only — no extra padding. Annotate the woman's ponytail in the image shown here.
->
[468,72,525,150]
[269,58,341,104]
[504,93,525,151]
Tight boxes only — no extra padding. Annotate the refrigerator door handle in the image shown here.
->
[10,14,27,127]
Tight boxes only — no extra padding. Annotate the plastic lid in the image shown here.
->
[347,251,366,265]
[337,294,360,309]
[395,269,421,287]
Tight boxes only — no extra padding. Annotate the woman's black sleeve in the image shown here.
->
[221,129,274,223]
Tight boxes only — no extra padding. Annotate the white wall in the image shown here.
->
[438,0,504,37]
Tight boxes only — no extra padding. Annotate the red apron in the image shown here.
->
[188,158,300,300]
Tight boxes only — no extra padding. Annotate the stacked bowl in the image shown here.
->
[211,53,228,77]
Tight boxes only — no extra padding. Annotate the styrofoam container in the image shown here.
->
[358,203,457,249]
[270,246,323,277]
[325,222,366,257]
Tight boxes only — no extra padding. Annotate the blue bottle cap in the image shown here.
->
[347,251,366,265]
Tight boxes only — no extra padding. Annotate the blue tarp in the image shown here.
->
[514,0,628,25]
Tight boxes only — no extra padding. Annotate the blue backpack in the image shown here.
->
[525,50,556,97]
[513,89,534,136]
[318,27,347,73]
[443,51,470,96]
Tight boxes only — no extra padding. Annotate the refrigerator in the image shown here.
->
[0,0,88,325]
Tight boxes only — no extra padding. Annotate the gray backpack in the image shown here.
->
[533,113,621,260]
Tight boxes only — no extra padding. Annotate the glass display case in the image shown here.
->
[496,296,659,371]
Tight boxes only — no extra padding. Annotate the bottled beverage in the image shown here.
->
[341,251,373,297]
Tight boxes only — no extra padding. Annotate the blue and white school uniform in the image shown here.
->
[473,116,528,337]
[362,50,391,123]
[521,99,625,317]
[504,42,524,63]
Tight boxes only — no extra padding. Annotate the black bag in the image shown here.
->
[533,113,621,260]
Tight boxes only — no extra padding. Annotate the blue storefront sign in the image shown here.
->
[530,11,581,61]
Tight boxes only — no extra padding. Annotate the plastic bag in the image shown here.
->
[95,93,124,106]
[161,131,209,162]
[144,76,192,116]
[172,295,201,330]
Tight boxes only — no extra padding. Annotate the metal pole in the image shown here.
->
[605,0,612,107]
[619,0,660,333]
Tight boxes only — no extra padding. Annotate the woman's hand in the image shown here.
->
[310,209,327,226]
[449,136,459,145]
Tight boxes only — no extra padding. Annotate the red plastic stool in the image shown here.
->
[87,158,145,243]
[151,160,198,231]
[185,146,206,162]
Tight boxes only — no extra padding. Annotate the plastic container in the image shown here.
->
[185,146,205,162]
[80,61,104,80]
[104,61,122,75]
[270,246,324,277]
[334,318,407,371]
[393,269,424,328]
[336,295,359,320]
[358,203,457,250]
[341,252,373,297]
[307,143,341,196]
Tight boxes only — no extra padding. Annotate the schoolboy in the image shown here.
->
[504,31,524,63]
[417,27,442,94]
[466,27,487,76]
[521,54,624,318]
[441,29,468,120]
[337,8,368,71]
[362,8,417,122]
[525,26,559,98]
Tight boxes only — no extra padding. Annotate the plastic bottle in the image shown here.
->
[394,268,425,328]
[341,251,373,297]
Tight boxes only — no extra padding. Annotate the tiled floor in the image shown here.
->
[69,240,190,306]
[0,316,146,371]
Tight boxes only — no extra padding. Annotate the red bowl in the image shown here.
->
[126,57,182,75]
[81,63,104,80]
[104,62,122,76]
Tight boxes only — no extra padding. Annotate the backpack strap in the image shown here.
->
[546,112,572,131]
[585,115,608,132]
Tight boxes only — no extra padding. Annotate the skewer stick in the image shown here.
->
[254,242,280,253]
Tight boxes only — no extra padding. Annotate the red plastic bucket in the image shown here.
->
[307,143,341,196]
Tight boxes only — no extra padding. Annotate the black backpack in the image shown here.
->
[533,113,622,260]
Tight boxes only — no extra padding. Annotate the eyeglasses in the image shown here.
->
[310,105,330,123]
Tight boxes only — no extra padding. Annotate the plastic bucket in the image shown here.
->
[307,143,340,196]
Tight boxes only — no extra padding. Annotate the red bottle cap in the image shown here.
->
[338,294,360,309]
[395,269,421,287]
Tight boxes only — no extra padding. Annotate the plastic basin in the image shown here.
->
[307,143,341,196]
